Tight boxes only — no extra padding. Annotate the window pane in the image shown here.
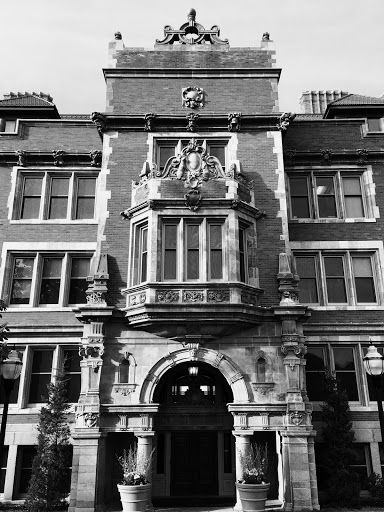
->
[333,348,358,400]
[306,348,326,401]
[367,118,381,131]
[351,445,370,490]
[76,198,95,219]
[187,251,199,280]
[69,258,90,304]
[78,178,96,196]
[51,178,69,195]
[352,257,373,277]
[120,360,129,383]
[208,145,225,166]
[164,225,177,280]
[306,348,325,371]
[11,258,34,305]
[159,145,176,169]
[296,257,318,303]
[164,253,176,280]
[64,349,81,403]
[210,251,223,279]
[32,350,53,373]
[316,177,334,195]
[21,198,41,219]
[324,257,347,303]
[318,196,337,218]
[343,177,361,195]
[64,349,81,372]
[290,177,308,195]
[324,257,344,276]
[17,446,37,495]
[4,120,16,132]
[39,258,62,304]
[24,178,42,196]
[345,197,364,218]
[210,225,222,249]
[49,197,68,219]
[165,225,177,249]
[187,225,199,249]
[353,257,376,302]
[290,177,310,219]
[29,373,51,403]
[0,446,8,493]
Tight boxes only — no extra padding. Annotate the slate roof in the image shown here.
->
[328,93,384,106]
[0,92,55,107]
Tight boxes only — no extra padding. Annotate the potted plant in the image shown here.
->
[116,446,154,512]
[236,443,270,512]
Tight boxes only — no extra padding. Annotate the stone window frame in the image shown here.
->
[286,165,378,223]
[160,216,227,283]
[9,167,99,224]
[131,221,148,287]
[0,243,96,311]
[294,250,380,307]
[291,241,384,310]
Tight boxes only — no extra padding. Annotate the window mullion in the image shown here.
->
[40,173,49,220]
[68,173,75,220]
[31,254,41,307]
[61,253,69,306]
[179,220,184,281]
[310,173,318,219]
[318,252,327,305]
[345,251,356,305]
[335,172,344,219]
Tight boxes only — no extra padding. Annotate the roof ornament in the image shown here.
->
[156,8,229,46]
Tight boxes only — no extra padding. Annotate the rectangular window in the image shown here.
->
[306,345,359,402]
[295,256,318,303]
[0,446,8,493]
[305,347,326,401]
[28,349,53,403]
[157,139,227,173]
[63,349,81,403]
[315,176,337,218]
[68,258,91,304]
[239,227,247,283]
[289,176,310,219]
[163,224,177,280]
[186,224,200,280]
[9,253,91,307]
[350,444,371,490]
[15,446,36,496]
[294,251,378,306]
[161,218,225,282]
[367,118,382,132]
[288,171,367,220]
[132,224,149,286]
[333,347,359,400]
[16,172,97,221]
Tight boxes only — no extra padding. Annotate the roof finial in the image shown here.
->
[187,8,196,22]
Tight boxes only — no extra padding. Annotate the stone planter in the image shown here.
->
[117,483,152,512]
[236,482,270,512]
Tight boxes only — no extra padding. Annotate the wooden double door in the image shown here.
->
[170,431,218,496]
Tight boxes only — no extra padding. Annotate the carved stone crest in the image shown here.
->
[185,189,202,211]
[182,87,204,109]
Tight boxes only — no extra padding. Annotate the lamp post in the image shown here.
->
[363,343,384,442]
[0,350,23,460]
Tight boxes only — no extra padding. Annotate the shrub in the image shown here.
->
[367,472,384,506]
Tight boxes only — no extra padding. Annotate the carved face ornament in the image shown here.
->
[182,87,204,109]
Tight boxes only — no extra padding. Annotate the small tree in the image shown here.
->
[320,372,360,507]
[25,366,71,511]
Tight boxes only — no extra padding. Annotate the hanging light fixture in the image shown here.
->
[363,344,384,376]
[188,365,198,377]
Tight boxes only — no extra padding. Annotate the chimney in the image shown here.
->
[299,90,349,114]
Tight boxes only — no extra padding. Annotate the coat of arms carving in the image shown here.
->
[182,87,204,109]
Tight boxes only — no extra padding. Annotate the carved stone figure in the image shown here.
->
[357,148,369,164]
[114,31,122,40]
[228,112,242,132]
[144,113,156,131]
[320,149,332,165]
[277,112,296,132]
[90,112,107,134]
[156,9,229,46]
[15,150,26,166]
[52,150,65,166]
[89,150,102,167]
[186,113,199,132]
[262,32,270,41]
[182,87,204,109]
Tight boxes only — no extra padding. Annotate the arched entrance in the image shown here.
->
[152,360,235,504]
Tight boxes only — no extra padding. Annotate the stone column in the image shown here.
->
[281,431,318,511]
[233,431,253,512]
[135,432,155,510]
[308,433,320,510]
[68,432,107,512]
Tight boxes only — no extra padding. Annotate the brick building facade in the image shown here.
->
[0,9,383,512]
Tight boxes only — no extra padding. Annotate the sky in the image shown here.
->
[0,0,383,114]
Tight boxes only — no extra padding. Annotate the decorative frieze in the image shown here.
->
[207,290,230,302]
[156,290,180,303]
[183,290,204,302]
[113,383,137,396]
[129,293,146,307]
[75,406,100,428]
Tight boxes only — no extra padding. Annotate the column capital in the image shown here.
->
[232,430,254,438]
[134,431,156,438]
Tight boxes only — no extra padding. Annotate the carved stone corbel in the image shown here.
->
[90,150,102,167]
[90,112,108,136]
[357,148,369,165]
[228,112,242,132]
[277,112,296,132]
[15,150,26,166]
[320,149,332,165]
[52,150,65,166]
[186,113,199,132]
[144,113,156,131]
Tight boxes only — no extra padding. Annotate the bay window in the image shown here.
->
[161,218,225,282]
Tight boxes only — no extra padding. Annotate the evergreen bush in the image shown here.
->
[320,372,360,507]
[25,366,71,511]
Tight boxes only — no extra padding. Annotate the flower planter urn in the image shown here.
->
[236,482,270,512]
[117,483,152,512]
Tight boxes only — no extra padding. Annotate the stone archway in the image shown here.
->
[139,346,251,404]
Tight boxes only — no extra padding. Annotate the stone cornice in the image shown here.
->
[103,67,282,79]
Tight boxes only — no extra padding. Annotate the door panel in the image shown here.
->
[171,431,218,496]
